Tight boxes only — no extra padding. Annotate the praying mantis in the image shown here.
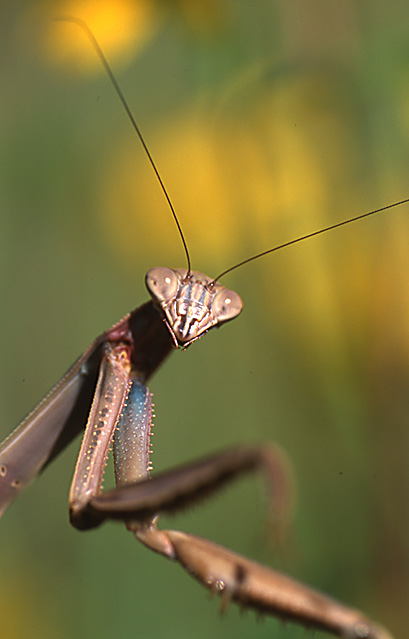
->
[0,14,406,639]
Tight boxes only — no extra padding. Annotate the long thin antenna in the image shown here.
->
[58,16,191,274]
[213,198,409,282]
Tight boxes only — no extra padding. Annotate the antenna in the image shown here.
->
[213,198,409,282]
[58,16,192,274]
[58,18,408,285]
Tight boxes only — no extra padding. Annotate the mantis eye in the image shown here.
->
[212,288,243,323]
[145,267,180,304]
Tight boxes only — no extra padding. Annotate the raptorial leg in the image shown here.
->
[77,444,293,533]
[71,445,393,638]
[135,524,393,639]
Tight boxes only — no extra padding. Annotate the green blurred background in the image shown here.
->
[0,1,409,638]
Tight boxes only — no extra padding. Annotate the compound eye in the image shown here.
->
[145,267,180,304]
[212,288,243,324]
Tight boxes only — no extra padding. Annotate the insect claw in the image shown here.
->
[218,592,231,615]
[205,577,232,614]
[162,529,392,638]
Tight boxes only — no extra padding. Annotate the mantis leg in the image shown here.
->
[74,445,391,639]
[66,353,392,639]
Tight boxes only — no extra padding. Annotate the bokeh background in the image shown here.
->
[0,1,408,638]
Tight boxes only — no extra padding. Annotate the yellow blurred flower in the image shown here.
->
[99,111,242,272]
[19,0,158,71]
[97,72,356,282]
